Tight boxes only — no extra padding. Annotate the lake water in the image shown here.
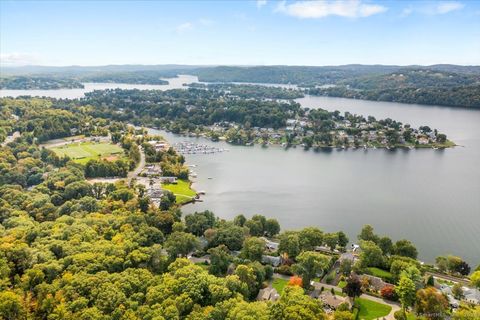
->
[1,79,479,265]
[150,98,480,266]
[0,74,198,99]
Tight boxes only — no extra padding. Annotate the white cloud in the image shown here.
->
[0,52,39,66]
[434,1,464,14]
[401,1,465,17]
[276,0,387,19]
[257,0,267,9]
[176,22,193,34]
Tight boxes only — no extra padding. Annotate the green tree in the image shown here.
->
[0,291,25,320]
[397,275,416,313]
[435,256,448,273]
[233,214,246,227]
[298,227,324,251]
[208,245,231,276]
[264,218,280,237]
[278,231,300,259]
[324,233,339,251]
[241,237,265,262]
[185,211,216,236]
[359,240,384,268]
[470,271,480,289]
[234,264,258,299]
[294,251,330,289]
[337,231,349,249]
[208,224,246,251]
[358,225,379,243]
[339,259,353,276]
[452,282,464,299]
[245,219,263,236]
[393,240,418,259]
[378,236,393,255]
[164,232,199,259]
[270,286,326,320]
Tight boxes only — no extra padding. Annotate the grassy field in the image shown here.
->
[355,298,392,320]
[49,142,124,164]
[161,179,197,204]
[366,267,393,282]
[272,278,289,293]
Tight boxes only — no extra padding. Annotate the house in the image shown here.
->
[257,287,280,302]
[144,164,162,176]
[464,287,480,305]
[361,275,388,291]
[439,284,460,307]
[319,291,351,310]
[261,238,279,251]
[160,176,177,183]
[261,255,282,267]
[147,186,164,199]
[418,136,429,145]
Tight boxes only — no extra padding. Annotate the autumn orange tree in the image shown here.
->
[288,276,303,287]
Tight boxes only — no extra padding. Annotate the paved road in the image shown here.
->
[127,146,145,183]
[425,271,470,285]
[273,273,400,320]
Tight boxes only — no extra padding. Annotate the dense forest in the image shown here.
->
[81,88,300,131]
[0,76,84,90]
[80,71,171,85]
[188,83,304,99]
[307,69,480,108]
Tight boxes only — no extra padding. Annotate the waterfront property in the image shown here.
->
[161,179,197,204]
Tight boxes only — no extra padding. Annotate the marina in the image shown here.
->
[173,141,228,155]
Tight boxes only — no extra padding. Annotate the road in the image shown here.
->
[273,273,400,320]
[127,146,145,183]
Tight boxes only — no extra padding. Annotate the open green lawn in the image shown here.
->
[355,298,392,320]
[162,179,197,204]
[49,142,124,164]
[366,267,393,282]
[272,278,288,294]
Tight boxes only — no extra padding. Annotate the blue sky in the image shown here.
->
[1,0,479,66]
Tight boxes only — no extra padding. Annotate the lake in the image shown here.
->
[151,98,480,266]
[1,79,479,265]
[0,74,198,99]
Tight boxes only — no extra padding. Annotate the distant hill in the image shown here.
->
[1,64,479,107]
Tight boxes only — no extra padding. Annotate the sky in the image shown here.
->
[1,0,479,67]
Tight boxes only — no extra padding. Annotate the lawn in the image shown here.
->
[366,267,393,282]
[162,179,197,204]
[272,278,288,294]
[49,142,124,164]
[354,298,392,320]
